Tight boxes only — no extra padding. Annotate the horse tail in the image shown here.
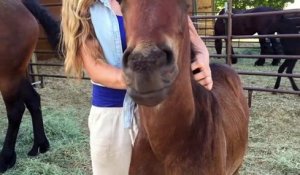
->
[22,0,60,51]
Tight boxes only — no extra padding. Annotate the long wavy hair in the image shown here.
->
[61,0,103,78]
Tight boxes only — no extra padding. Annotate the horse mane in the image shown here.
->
[189,48,218,142]
[22,0,60,51]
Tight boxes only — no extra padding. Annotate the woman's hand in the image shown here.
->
[188,17,213,90]
[191,53,213,90]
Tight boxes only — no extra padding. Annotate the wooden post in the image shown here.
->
[225,0,233,65]
[248,90,253,108]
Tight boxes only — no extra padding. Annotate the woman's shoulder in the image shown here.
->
[91,0,110,8]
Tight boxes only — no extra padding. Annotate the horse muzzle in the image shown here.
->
[123,44,178,106]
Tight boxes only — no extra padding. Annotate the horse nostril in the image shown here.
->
[163,48,174,66]
[123,48,133,68]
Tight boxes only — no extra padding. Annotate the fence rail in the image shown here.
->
[30,1,300,107]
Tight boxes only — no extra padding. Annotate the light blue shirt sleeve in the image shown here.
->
[90,0,136,129]
[122,94,136,128]
[89,0,123,68]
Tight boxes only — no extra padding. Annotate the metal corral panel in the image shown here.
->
[191,0,214,36]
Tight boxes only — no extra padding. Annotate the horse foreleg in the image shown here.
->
[215,38,223,55]
[224,39,237,64]
[22,79,49,156]
[274,60,288,91]
[231,46,237,64]
[130,130,164,175]
[255,38,271,66]
[285,60,299,91]
[270,38,282,66]
[0,84,25,173]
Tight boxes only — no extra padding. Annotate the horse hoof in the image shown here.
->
[27,145,38,156]
[0,151,16,173]
[254,61,264,66]
[27,139,50,156]
[254,64,264,66]
[254,63,264,66]
[232,58,238,64]
[39,139,50,154]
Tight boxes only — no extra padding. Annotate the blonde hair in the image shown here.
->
[61,0,103,78]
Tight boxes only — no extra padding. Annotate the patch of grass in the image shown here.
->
[240,92,300,175]
[0,79,92,175]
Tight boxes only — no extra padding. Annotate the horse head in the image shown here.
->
[121,0,191,106]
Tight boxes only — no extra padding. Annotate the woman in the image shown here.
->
[61,0,213,174]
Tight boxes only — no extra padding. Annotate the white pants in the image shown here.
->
[88,106,138,175]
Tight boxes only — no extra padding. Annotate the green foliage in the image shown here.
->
[215,0,295,11]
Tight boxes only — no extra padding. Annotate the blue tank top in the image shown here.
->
[117,15,127,51]
[92,15,127,107]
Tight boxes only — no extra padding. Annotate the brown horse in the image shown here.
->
[121,0,249,174]
[0,0,51,172]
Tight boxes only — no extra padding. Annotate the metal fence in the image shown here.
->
[191,0,300,102]
[29,0,300,106]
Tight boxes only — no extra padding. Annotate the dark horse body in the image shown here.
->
[271,17,299,92]
[121,0,249,174]
[0,0,59,172]
[214,7,283,65]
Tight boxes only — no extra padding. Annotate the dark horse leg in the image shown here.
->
[231,46,237,64]
[255,38,272,66]
[270,38,283,66]
[23,79,49,156]
[0,79,25,172]
[0,78,49,172]
[215,38,223,55]
[224,39,237,64]
[274,60,289,90]
[285,60,299,91]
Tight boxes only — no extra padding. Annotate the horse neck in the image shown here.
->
[138,28,211,158]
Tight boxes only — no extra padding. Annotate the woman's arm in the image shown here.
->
[80,38,127,89]
[188,17,213,90]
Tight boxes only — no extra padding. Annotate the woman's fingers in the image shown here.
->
[191,61,213,90]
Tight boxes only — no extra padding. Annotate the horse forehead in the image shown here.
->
[126,0,188,26]
[124,0,188,39]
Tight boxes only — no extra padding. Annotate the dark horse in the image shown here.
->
[214,7,283,65]
[271,17,299,92]
[0,0,60,172]
[121,0,249,174]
